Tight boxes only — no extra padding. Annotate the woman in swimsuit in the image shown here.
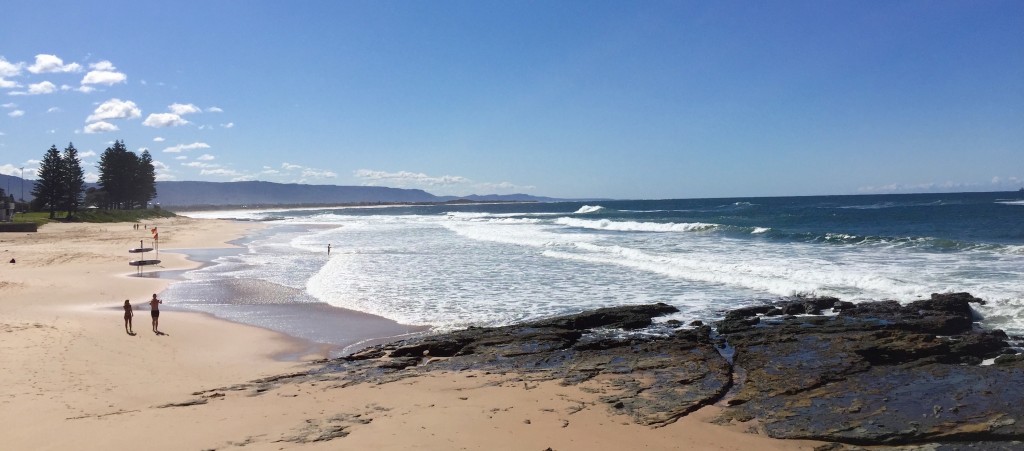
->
[123,299,134,335]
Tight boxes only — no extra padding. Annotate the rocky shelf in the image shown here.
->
[195,292,1024,449]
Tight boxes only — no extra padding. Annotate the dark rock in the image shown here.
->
[718,293,1018,446]
[724,304,774,320]
[832,300,856,311]
[716,316,760,334]
[185,294,1021,448]
[773,296,839,316]
[995,354,1024,365]
[531,303,678,330]
[745,363,1024,445]
[780,303,805,315]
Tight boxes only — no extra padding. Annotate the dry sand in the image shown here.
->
[0,217,822,450]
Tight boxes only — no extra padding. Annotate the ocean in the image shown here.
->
[172,191,1024,349]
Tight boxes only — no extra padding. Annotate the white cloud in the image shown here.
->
[276,163,337,181]
[168,103,201,115]
[80,150,96,158]
[200,168,242,177]
[0,57,23,77]
[47,107,61,113]
[206,106,223,113]
[81,61,127,86]
[153,136,165,142]
[152,160,176,181]
[196,154,215,161]
[174,155,187,160]
[86,98,141,122]
[163,142,210,153]
[1,102,14,108]
[354,169,470,186]
[9,81,58,96]
[478,181,535,192]
[302,169,337,179]
[74,85,95,93]
[0,78,19,89]
[89,60,116,71]
[854,179,1024,194]
[221,122,235,128]
[8,110,24,117]
[27,54,82,74]
[231,175,256,182]
[84,121,119,134]
[84,172,98,183]
[143,113,189,128]
[1,164,39,178]
[182,161,219,168]
[28,81,57,95]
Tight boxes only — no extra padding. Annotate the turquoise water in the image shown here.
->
[177,191,1024,338]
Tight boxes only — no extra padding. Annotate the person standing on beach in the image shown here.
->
[123,299,134,335]
[149,293,162,333]
[328,243,331,256]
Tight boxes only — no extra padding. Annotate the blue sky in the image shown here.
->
[1,1,1021,199]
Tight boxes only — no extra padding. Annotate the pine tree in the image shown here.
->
[62,143,86,217]
[133,150,157,209]
[98,140,134,209]
[31,145,66,218]
[97,140,158,209]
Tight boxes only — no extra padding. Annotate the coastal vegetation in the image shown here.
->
[25,139,158,222]
[30,143,85,219]
[11,209,174,227]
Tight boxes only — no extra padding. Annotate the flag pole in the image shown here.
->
[151,227,159,258]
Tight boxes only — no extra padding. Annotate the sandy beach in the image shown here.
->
[0,218,821,450]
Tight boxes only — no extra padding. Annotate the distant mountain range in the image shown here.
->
[152,180,564,207]
[0,174,31,201]
[0,175,563,207]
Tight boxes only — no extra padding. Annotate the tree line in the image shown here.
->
[30,140,157,218]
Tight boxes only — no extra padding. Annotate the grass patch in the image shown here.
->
[12,212,51,227]
[11,209,176,225]
[73,209,177,223]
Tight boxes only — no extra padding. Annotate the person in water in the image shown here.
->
[123,299,134,335]
[149,294,162,333]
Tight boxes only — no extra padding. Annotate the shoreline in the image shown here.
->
[0,217,311,448]
[156,225,430,359]
[0,217,822,450]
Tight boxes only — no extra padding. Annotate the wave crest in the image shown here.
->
[555,217,719,233]
[574,205,605,214]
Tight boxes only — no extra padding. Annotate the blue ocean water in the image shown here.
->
[178,191,1024,340]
